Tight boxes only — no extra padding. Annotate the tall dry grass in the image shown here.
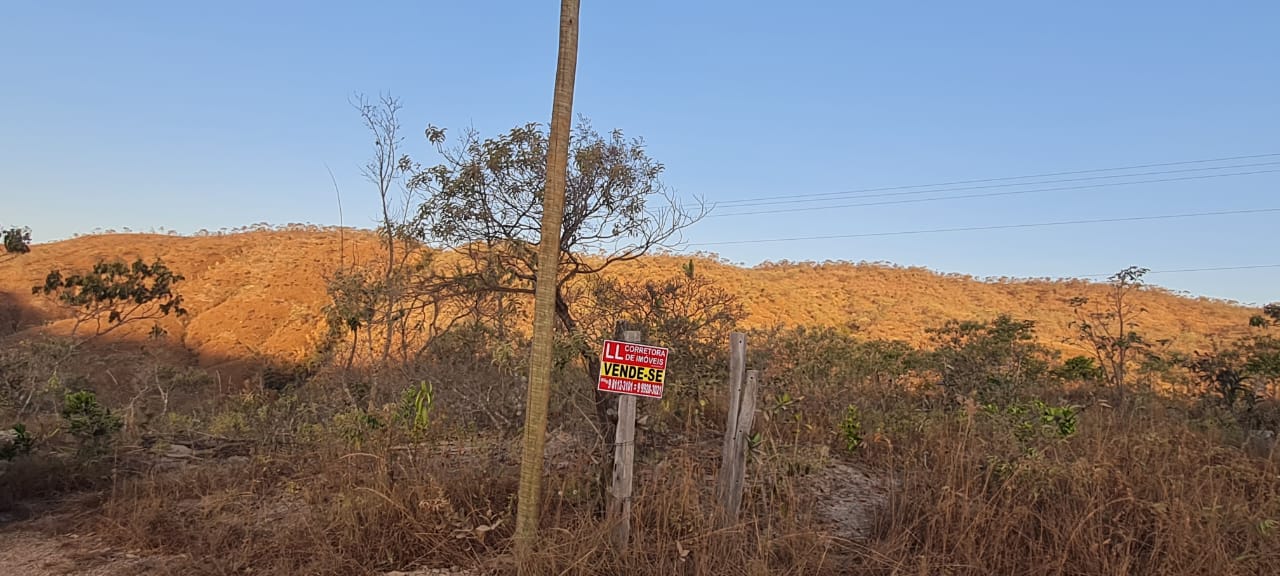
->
[94,427,839,575]
[857,394,1280,575]
[6,304,1279,574]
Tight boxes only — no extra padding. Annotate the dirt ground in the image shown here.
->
[0,524,178,576]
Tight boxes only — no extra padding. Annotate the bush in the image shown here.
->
[61,390,122,454]
[750,324,918,445]
[0,423,34,460]
[1055,355,1104,382]
[926,315,1056,404]
[3,226,31,254]
[867,397,1280,575]
[63,391,122,436]
[839,405,863,453]
[395,381,434,437]
[333,408,383,447]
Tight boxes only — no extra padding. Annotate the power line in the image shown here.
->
[707,169,1280,218]
[714,152,1280,206]
[1080,264,1280,279]
[689,207,1280,246]
[715,161,1280,209]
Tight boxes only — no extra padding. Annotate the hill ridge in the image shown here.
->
[0,230,1256,373]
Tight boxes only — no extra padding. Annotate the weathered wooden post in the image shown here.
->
[716,332,759,526]
[727,370,760,520]
[598,328,669,552]
[608,329,641,550]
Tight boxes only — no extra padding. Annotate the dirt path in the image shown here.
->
[0,527,176,576]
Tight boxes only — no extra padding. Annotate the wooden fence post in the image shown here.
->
[724,369,759,524]
[716,332,755,526]
[608,329,642,551]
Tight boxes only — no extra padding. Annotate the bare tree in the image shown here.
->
[1069,266,1151,390]
[320,94,439,409]
[354,93,410,367]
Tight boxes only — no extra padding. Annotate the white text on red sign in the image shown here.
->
[597,340,669,399]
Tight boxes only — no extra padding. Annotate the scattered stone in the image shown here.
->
[382,567,478,576]
[163,444,195,459]
[1245,429,1278,456]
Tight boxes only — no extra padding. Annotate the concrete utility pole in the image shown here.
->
[514,0,581,565]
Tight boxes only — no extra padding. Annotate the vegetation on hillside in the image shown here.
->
[3,226,31,255]
[33,257,187,338]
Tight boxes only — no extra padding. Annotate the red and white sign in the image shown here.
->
[597,340,669,399]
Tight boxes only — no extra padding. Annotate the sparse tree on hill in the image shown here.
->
[1249,303,1280,328]
[1244,302,1280,397]
[1068,266,1151,390]
[927,314,1053,404]
[3,227,31,255]
[33,258,187,339]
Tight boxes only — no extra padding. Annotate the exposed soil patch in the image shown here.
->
[0,523,182,576]
[810,460,890,542]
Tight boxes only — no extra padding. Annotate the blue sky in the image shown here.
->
[2,1,1277,304]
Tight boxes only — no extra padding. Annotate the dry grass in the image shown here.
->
[855,395,1280,575]
[3,230,1278,574]
[97,437,510,574]
[90,426,840,575]
[47,378,1269,575]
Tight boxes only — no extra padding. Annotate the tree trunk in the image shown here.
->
[553,290,622,516]
[553,291,612,431]
[514,0,580,564]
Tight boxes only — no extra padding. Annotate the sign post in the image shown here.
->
[599,333,668,551]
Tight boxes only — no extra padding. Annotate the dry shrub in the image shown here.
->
[95,423,839,576]
[100,433,518,575]
[861,398,1280,575]
[514,445,838,576]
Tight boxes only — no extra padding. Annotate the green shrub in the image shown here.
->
[1,424,34,460]
[839,405,863,452]
[61,390,122,454]
[1036,401,1079,438]
[3,227,31,254]
[982,399,1079,446]
[209,410,249,437]
[334,409,382,447]
[1054,355,1103,382]
[396,380,435,436]
[926,315,1055,404]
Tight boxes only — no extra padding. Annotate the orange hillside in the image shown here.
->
[0,230,1258,369]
